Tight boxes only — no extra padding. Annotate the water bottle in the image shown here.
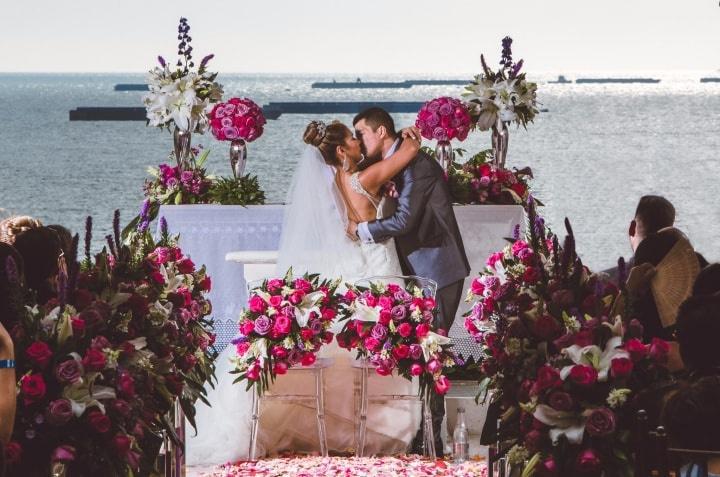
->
[453,407,469,463]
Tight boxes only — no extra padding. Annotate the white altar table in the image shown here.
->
[158,204,524,357]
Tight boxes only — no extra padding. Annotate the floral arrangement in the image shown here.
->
[464,202,671,476]
[143,17,223,133]
[415,97,472,143]
[6,212,216,476]
[448,149,533,205]
[231,271,342,395]
[144,148,213,206]
[336,280,461,399]
[463,37,539,131]
[209,97,266,142]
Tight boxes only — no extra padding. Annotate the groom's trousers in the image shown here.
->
[418,278,465,455]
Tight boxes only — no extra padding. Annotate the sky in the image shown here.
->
[1,0,719,74]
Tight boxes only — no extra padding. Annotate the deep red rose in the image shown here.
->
[523,266,540,283]
[179,353,198,372]
[568,365,598,387]
[87,410,111,433]
[533,315,561,341]
[378,310,392,325]
[274,361,288,375]
[548,391,574,411]
[21,374,46,405]
[535,365,562,392]
[625,338,647,361]
[301,353,316,367]
[112,433,132,456]
[177,258,195,274]
[392,344,410,360]
[574,329,594,347]
[165,374,184,395]
[26,341,53,368]
[118,372,136,398]
[610,357,634,379]
[511,182,527,198]
[524,429,544,453]
[199,276,212,292]
[300,329,314,341]
[70,316,86,334]
[111,399,132,417]
[271,345,288,359]
[82,349,107,372]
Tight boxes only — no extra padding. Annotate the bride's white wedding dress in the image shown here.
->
[187,147,418,465]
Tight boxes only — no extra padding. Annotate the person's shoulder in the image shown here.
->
[404,150,441,177]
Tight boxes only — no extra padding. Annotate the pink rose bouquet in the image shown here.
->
[232,271,342,395]
[415,96,471,143]
[209,97,266,142]
[336,280,461,398]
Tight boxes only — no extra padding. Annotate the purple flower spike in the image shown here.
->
[200,54,214,68]
[159,217,168,236]
[512,224,521,241]
[500,36,513,69]
[510,59,524,78]
[158,55,166,68]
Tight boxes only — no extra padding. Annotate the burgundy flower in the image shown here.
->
[533,315,561,341]
[112,433,132,456]
[535,365,562,392]
[5,442,22,465]
[87,410,111,433]
[547,391,574,411]
[82,349,107,372]
[625,338,647,361]
[610,357,634,379]
[20,374,46,405]
[585,407,616,437]
[524,429,544,453]
[55,359,82,384]
[25,341,53,368]
[47,399,73,426]
[649,338,670,364]
[118,372,136,398]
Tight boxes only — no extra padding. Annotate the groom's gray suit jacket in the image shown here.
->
[366,147,470,290]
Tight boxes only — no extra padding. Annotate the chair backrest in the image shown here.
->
[635,412,720,477]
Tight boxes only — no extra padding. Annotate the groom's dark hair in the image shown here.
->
[353,107,397,138]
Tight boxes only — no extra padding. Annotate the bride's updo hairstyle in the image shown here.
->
[303,120,348,166]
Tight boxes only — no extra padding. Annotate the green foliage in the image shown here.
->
[207,174,266,206]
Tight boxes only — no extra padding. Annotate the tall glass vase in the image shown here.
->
[229,139,248,179]
[173,126,193,171]
[491,120,509,169]
[435,140,453,175]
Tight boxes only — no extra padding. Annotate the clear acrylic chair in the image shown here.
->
[244,277,333,461]
[351,275,438,458]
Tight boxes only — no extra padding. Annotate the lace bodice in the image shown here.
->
[350,172,380,210]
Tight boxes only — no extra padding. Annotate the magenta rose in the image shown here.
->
[269,295,283,308]
[397,322,412,337]
[273,315,292,335]
[364,337,380,351]
[51,445,76,463]
[649,337,670,364]
[410,363,424,376]
[267,278,284,292]
[409,344,423,360]
[392,344,410,360]
[434,375,451,395]
[426,359,442,374]
[271,345,288,359]
[274,361,288,375]
[240,320,255,336]
[585,407,616,437]
[625,338,647,361]
[575,448,602,473]
[610,357,634,379]
[415,323,430,338]
[301,353,316,366]
[25,341,53,368]
[55,359,82,384]
[537,456,559,477]
[87,410,111,433]
[248,295,267,313]
[47,399,73,426]
[568,365,598,387]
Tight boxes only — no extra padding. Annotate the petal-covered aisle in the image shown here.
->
[194,456,488,477]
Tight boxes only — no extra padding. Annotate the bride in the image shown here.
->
[187,120,422,465]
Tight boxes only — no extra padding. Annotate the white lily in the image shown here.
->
[533,404,585,444]
[62,375,117,417]
[294,291,326,327]
[350,302,381,323]
[420,331,452,361]
[560,333,629,382]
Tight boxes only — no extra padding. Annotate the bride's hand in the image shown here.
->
[400,126,422,143]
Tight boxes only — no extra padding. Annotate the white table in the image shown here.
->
[158,204,524,355]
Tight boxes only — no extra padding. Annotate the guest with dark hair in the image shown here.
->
[46,224,73,258]
[675,295,720,375]
[663,375,720,476]
[628,195,676,253]
[693,264,720,297]
[12,226,62,304]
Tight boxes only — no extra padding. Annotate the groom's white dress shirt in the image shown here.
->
[357,139,400,244]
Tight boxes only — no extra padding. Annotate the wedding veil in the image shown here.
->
[276,145,363,279]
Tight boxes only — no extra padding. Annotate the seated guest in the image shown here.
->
[663,375,720,477]
[675,295,720,376]
[12,227,62,305]
[628,195,677,256]
[628,227,700,343]
[693,264,720,297]
[46,224,73,258]
[0,216,42,246]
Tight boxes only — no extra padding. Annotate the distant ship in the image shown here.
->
[575,78,660,84]
[114,84,148,91]
[548,75,572,84]
[700,77,720,83]
[311,78,466,89]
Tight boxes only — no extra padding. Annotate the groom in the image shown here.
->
[348,107,470,456]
